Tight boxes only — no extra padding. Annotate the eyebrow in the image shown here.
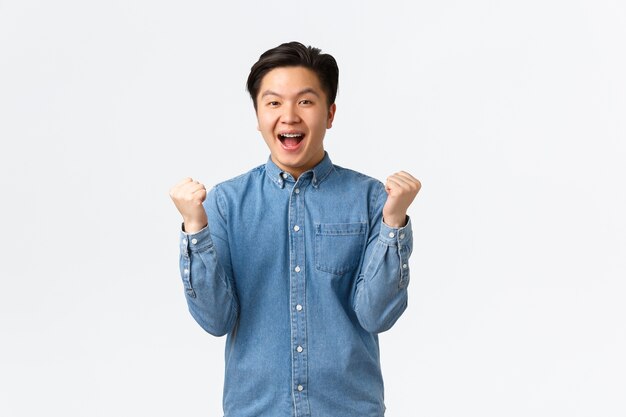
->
[261,88,321,98]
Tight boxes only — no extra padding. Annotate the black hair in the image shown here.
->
[246,41,339,111]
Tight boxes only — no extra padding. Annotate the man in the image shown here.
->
[170,41,421,417]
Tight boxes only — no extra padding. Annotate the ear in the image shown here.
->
[326,103,336,129]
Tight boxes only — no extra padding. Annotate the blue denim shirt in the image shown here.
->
[179,153,413,417]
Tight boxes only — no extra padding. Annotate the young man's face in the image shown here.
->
[256,66,336,179]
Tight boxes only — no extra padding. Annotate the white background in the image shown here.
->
[1,1,624,416]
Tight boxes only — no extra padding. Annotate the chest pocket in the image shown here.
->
[314,222,367,275]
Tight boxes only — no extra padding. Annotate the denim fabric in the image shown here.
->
[179,153,413,417]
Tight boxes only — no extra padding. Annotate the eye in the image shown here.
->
[299,99,313,105]
[267,101,280,107]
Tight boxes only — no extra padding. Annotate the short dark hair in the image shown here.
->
[246,41,339,111]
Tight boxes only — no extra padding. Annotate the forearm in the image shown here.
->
[180,225,239,336]
[354,218,412,334]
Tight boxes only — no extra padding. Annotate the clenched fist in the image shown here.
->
[169,178,208,233]
[382,171,421,228]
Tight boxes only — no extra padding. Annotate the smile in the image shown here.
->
[277,132,305,150]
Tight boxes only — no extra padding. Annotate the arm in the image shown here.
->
[353,172,421,333]
[171,179,239,336]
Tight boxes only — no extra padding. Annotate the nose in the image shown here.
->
[281,103,301,124]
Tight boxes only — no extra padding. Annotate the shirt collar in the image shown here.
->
[265,152,334,189]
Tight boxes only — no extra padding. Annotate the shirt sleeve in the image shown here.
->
[353,183,413,333]
[178,186,239,336]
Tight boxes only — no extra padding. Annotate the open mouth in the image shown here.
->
[277,132,305,150]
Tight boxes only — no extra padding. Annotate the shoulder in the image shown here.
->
[322,164,386,213]
[330,164,385,194]
[204,164,266,212]
[212,164,266,193]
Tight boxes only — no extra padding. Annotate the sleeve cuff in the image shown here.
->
[378,216,412,246]
[181,222,208,235]
[179,223,213,254]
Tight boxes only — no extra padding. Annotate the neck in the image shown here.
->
[272,151,325,180]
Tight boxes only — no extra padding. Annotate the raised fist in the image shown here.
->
[382,171,421,228]
[169,177,208,233]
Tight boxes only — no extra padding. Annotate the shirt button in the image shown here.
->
[399,233,405,239]
[191,238,198,245]
[388,232,395,238]
[294,188,300,194]
[282,173,289,179]
[297,385,304,392]
[293,225,300,232]
[296,346,303,353]
[294,266,301,273]
[184,269,189,275]
[403,263,408,269]
[296,304,303,311]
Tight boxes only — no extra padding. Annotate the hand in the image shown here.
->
[382,171,421,228]
[169,177,208,233]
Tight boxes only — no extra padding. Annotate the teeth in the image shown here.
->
[281,133,303,138]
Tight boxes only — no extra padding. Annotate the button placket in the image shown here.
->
[288,177,310,415]
[180,237,194,297]
[398,234,410,287]
[181,237,190,259]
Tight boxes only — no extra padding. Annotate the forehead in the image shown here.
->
[258,66,324,96]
